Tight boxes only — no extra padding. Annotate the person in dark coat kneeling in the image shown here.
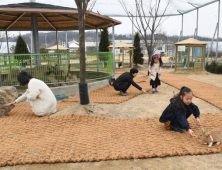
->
[159,86,201,137]
[113,68,147,96]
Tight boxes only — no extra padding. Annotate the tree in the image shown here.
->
[40,48,47,53]
[99,28,110,52]
[133,32,144,65]
[14,35,30,66]
[119,0,171,64]
[99,28,110,62]
[75,0,96,105]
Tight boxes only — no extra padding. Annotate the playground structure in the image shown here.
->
[175,38,207,71]
[108,41,134,68]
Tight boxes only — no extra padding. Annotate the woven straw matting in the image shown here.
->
[0,101,77,124]
[62,75,151,104]
[162,72,222,110]
[0,74,149,124]
[0,113,222,167]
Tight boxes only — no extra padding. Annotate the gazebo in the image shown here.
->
[174,38,207,71]
[46,45,69,52]
[0,1,121,68]
[108,41,134,68]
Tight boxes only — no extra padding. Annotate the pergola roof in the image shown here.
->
[175,38,207,46]
[108,41,134,48]
[46,45,69,51]
[0,2,121,31]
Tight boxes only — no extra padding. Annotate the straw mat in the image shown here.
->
[0,113,222,167]
[162,72,222,110]
[0,73,149,124]
[62,75,151,104]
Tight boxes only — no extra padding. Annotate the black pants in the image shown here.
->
[113,82,131,93]
[150,73,161,88]
[171,110,192,128]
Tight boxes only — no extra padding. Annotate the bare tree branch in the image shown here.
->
[87,0,97,12]
[119,0,171,64]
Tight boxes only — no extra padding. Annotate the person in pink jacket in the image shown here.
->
[148,54,163,93]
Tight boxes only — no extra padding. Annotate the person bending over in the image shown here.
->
[159,86,201,136]
[113,68,147,96]
[8,71,57,116]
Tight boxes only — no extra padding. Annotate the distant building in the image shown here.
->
[68,39,79,52]
[0,42,30,54]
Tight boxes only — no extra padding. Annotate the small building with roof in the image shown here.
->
[68,39,79,52]
[174,38,207,71]
[108,41,134,68]
[46,45,69,52]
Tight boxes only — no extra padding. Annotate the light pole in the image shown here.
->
[45,35,47,48]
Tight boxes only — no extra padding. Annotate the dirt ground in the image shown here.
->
[1,67,222,170]
[165,68,222,88]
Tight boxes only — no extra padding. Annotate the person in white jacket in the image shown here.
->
[8,71,57,116]
[148,54,163,93]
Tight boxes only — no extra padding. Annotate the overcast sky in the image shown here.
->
[0,0,221,38]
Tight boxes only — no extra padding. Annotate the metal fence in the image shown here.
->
[0,52,113,87]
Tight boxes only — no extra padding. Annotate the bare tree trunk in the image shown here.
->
[77,1,86,84]
[75,0,90,105]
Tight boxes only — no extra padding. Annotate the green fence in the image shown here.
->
[0,52,113,87]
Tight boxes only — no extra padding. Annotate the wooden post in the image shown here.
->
[131,48,134,68]
[201,46,204,70]
[187,46,190,70]
[175,45,178,69]
[122,48,124,68]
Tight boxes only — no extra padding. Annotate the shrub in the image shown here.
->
[215,64,222,74]
[208,61,217,73]
[205,62,209,71]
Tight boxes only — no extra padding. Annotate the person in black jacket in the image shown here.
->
[113,68,147,96]
[159,86,201,136]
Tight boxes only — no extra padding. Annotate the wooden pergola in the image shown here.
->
[108,41,134,68]
[175,38,207,71]
[0,2,121,31]
[0,2,121,66]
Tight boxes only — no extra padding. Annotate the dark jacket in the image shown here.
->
[159,98,200,130]
[113,72,142,91]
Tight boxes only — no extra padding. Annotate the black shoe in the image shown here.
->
[172,126,184,133]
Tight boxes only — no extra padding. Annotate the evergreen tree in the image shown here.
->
[99,28,110,62]
[14,35,30,65]
[133,33,144,65]
[99,28,110,52]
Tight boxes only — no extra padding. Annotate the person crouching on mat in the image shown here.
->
[113,68,147,96]
[159,86,201,137]
[7,70,57,117]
